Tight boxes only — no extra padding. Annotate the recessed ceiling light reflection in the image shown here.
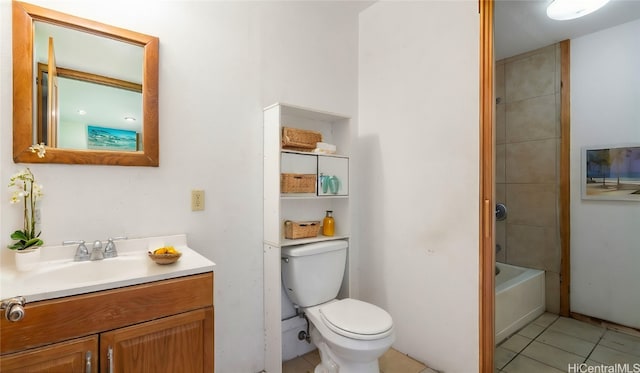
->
[77,109,87,115]
[547,0,610,20]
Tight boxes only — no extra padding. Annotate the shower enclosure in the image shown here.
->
[494,43,564,336]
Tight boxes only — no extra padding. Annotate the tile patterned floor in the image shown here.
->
[497,313,640,372]
[283,314,640,373]
[283,347,438,373]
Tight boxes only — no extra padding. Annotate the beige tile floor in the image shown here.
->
[283,347,438,373]
[497,313,640,372]
[283,314,640,373]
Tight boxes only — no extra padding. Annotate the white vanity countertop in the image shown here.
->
[0,234,215,302]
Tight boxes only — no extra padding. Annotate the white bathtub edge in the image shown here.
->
[495,263,546,345]
[495,304,546,344]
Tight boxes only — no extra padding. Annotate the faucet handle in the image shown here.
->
[63,240,84,245]
[104,237,126,258]
[64,240,90,262]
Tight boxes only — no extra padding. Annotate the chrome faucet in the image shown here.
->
[64,237,127,261]
[64,240,90,262]
[90,240,104,261]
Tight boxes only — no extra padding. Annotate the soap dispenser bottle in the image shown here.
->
[322,210,335,236]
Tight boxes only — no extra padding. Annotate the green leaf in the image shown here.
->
[7,242,23,250]
[10,230,28,241]
[24,238,43,249]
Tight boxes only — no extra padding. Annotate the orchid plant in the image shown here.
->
[8,168,44,250]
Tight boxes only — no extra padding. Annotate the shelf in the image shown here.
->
[280,235,350,247]
[281,194,349,200]
[263,103,352,372]
[265,102,350,122]
[281,149,349,159]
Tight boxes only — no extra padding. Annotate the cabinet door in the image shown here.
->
[0,335,97,373]
[101,307,214,373]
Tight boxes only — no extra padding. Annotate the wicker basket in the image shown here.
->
[148,252,182,265]
[281,173,316,193]
[282,127,322,150]
[284,220,321,239]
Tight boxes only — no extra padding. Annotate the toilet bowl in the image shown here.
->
[280,241,395,373]
[304,299,394,373]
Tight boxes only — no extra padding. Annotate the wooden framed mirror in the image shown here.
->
[13,1,159,166]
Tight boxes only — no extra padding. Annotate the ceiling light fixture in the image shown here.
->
[124,116,136,122]
[547,0,610,20]
[77,109,87,115]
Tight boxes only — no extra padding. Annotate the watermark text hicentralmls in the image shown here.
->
[567,363,640,373]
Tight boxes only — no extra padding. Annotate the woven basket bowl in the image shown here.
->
[148,252,182,265]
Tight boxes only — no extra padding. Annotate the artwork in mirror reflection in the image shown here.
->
[87,126,138,151]
[583,145,640,201]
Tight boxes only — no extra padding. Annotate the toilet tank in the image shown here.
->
[281,240,348,307]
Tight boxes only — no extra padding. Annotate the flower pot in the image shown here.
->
[15,247,41,272]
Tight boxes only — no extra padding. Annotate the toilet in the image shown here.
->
[281,240,394,373]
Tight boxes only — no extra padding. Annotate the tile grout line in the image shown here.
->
[518,317,576,370]
[499,315,640,371]
[504,316,640,371]
[499,316,556,371]
[584,332,605,364]
[535,325,601,360]
[592,330,640,359]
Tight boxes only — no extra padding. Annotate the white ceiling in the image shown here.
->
[495,0,640,60]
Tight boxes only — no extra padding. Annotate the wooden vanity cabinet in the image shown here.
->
[0,273,214,373]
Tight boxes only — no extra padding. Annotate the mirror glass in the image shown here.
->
[34,21,144,151]
[13,2,159,166]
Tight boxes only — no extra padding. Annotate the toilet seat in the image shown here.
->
[319,298,393,341]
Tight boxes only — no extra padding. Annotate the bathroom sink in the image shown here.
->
[20,255,148,286]
[0,234,216,302]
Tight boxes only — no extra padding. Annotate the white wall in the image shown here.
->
[0,1,362,371]
[570,19,640,329]
[357,2,480,372]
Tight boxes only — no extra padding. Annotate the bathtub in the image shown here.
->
[495,262,545,344]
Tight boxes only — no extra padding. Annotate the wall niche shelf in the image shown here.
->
[263,103,352,372]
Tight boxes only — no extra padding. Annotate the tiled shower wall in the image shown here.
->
[495,44,561,313]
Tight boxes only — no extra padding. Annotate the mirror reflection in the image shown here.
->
[34,21,144,151]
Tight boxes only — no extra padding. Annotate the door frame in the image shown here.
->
[559,40,571,317]
[479,2,571,370]
[478,1,495,372]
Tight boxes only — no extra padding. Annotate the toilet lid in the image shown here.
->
[319,299,393,340]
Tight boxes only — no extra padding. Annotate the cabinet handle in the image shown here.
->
[107,346,114,373]
[85,351,92,373]
[0,296,26,322]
